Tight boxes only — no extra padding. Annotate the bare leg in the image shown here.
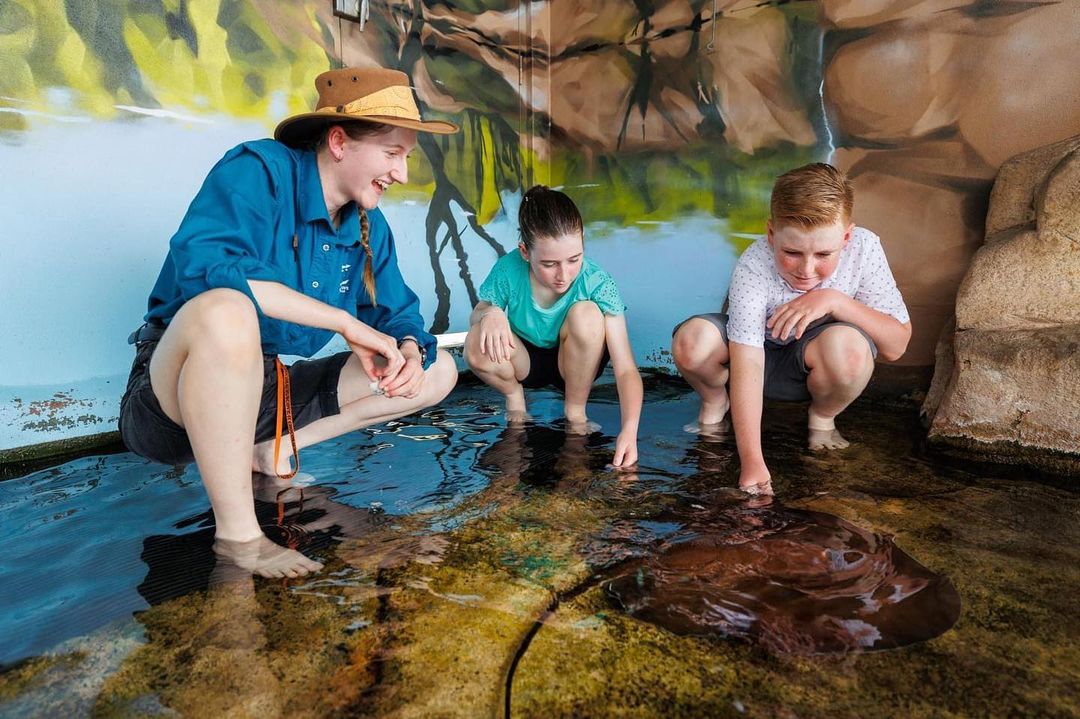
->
[464,325,532,421]
[672,318,730,433]
[292,349,457,448]
[147,289,321,578]
[803,326,875,450]
[558,301,606,430]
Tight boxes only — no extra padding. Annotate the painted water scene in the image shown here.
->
[2,1,1078,717]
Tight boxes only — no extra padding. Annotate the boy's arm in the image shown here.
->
[729,342,772,494]
[604,313,643,468]
[767,290,911,361]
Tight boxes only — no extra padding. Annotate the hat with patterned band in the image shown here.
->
[275,67,458,147]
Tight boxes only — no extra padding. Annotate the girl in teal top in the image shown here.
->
[466,186,644,467]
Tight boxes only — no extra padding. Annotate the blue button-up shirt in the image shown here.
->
[144,140,436,367]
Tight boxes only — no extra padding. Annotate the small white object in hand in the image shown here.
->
[369,380,385,396]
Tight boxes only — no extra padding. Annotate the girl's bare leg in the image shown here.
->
[464,326,531,420]
[558,301,606,428]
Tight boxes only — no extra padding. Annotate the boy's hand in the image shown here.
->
[479,308,516,363]
[767,288,846,341]
[611,431,638,468]
[738,464,773,496]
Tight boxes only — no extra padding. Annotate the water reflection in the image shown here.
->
[599,491,961,654]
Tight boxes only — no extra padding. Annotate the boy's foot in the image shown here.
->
[683,419,730,437]
[808,411,850,451]
[809,427,850,450]
[213,535,323,579]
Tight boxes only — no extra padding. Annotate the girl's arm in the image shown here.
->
[604,313,643,468]
[469,301,516,363]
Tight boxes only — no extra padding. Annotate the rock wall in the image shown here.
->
[822,0,1080,365]
[922,135,1080,471]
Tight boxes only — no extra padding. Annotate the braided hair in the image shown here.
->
[307,120,395,305]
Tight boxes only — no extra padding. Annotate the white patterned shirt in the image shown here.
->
[726,226,910,348]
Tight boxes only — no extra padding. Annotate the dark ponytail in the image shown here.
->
[518,185,583,251]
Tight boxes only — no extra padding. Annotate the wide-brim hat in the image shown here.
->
[275,67,458,147]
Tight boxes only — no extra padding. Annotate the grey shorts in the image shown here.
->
[119,340,351,465]
[672,312,877,402]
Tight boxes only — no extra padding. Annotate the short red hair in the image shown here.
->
[770,163,854,229]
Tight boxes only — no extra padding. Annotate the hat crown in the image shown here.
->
[313,68,410,110]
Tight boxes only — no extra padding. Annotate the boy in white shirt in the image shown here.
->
[671,163,911,495]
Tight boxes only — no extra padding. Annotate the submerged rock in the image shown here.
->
[601,497,960,654]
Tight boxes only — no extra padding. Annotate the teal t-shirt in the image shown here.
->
[477,252,626,348]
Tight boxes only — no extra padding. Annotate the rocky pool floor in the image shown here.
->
[1,375,1077,718]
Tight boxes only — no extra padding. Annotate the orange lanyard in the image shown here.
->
[273,358,300,480]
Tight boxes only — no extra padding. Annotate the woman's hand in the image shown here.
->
[380,344,426,399]
[611,430,638,468]
[341,321,404,385]
[479,308,516,363]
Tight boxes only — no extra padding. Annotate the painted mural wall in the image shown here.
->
[1,0,1078,456]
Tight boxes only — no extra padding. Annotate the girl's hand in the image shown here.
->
[342,321,405,385]
[479,308,516,363]
[611,431,638,468]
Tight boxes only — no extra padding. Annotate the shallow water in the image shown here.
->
[1,376,1077,718]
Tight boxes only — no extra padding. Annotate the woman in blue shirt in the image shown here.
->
[120,68,458,578]
[465,186,644,468]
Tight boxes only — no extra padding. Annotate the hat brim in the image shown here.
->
[275,110,458,148]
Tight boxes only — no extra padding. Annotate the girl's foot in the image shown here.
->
[213,535,323,578]
[698,398,730,427]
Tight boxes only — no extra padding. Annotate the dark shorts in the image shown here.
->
[519,336,610,391]
[672,312,877,402]
[119,339,352,465]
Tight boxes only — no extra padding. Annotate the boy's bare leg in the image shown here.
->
[558,301,606,431]
[672,318,730,433]
[148,289,322,578]
[464,327,532,421]
[803,326,875,450]
[252,349,459,464]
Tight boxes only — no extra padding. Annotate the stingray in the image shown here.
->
[600,498,961,654]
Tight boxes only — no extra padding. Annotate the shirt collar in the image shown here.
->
[299,150,361,247]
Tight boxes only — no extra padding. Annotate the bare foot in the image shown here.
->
[682,419,731,437]
[809,427,850,451]
[565,417,601,435]
[213,535,323,579]
[698,398,730,427]
[252,440,293,476]
[505,409,534,425]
